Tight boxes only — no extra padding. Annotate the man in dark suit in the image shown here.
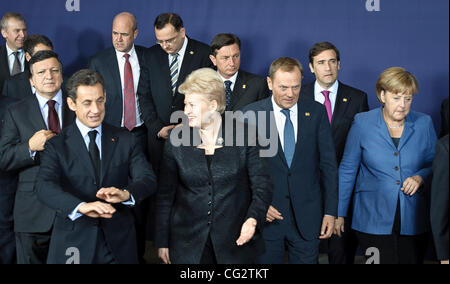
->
[88,12,152,262]
[243,57,338,264]
[301,42,369,264]
[0,12,27,92]
[0,95,19,264]
[431,134,449,264]
[35,69,157,264]
[0,50,75,264]
[2,34,53,99]
[440,98,449,137]
[142,13,212,173]
[209,33,269,111]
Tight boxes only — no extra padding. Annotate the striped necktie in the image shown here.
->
[169,53,179,95]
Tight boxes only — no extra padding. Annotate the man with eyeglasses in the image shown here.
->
[141,12,212,175]
[88,11,151,264]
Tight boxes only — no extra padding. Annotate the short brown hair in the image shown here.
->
[309,42,340,65]
[376,67,418,103]
[210,33,241,56]
[154,13,184,31]
[178,68,226,114]
[66,69,105,101]
[269,57,303,80]
[1,12,26,31]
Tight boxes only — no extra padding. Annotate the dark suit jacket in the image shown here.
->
[243,97,338,241]
[301,81,368,164]
[0,95,19,264]
[141,37,213,171]
[1,70,32,100]
[88,45,149,128]
[0,45,29,96]
[226,69,270,111]
[440,98,449,138]
[0,94,75,232]
[35,122,156,264]
[155,118,273,264]
[431,134,449,260]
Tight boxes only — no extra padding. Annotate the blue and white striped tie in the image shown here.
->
[169,53,179,95]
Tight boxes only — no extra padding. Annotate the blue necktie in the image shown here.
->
[281,109,295,167]
[224,80,232,109]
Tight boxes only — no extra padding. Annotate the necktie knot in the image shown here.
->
[321,90,330,99]
[47,99,56,109]
[88,130,98,142]
[321,90,332,123]
[123,53,130,60]
[224,80,232,88]
[281,109,291,119]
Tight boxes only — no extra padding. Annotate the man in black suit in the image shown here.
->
[431,134,449,264]
[0,12,27,92]
[300,42,369,264]
[142,13,212,173]
[88,12,152,263]
[243,57,338,264]
[0,95,19,264]
[209,33,269,111]
[35,69,157,264]
[2,34,53,99]
[0,50,75,264]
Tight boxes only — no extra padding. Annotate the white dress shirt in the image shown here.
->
[115,45,143,127]
[313,80,339,113]
[218,71,239,92]
[35,90,63,130]
[6,43,25,74]
[271,95,298,151]
[168,36,188,74]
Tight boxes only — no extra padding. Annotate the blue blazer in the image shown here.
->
[338,108,437,235]
[243,97,338,241]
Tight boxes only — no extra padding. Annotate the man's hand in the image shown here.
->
[96,187,130,203]
[78,201,116,218]
[158,125,176,140]
[333,217,345,237]
[236,218,257,246]
[319,215,335,239]
[158,248,171,264]
[266,205,283,222]
[401,175,423,196]
[28,130,56,151]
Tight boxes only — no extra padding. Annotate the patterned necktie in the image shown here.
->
[169,53,179,95]
[11,51,22,75]
[281,109,295,167]
[123,54,136,131]
[321,90,332,123]
[88,130,101,185]
[224,80,232,109]
[47,100,61,134]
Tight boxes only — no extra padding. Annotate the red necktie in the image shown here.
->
[123,54,136,131]
[321,90,332,123]
[47,100,61,134]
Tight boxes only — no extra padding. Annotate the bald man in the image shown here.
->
[88,12,151,263]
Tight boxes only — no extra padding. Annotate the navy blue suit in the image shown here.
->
[243,97,338,263]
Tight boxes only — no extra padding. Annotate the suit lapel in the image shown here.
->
[178,38,195,85]
[229,71,245,110]
[290,102,307,168]
[100,124,119,185]
[107,49,123,106]
[0,45,10,77]
[376,108,398,150]
[398,114,415,151]
[26,96,47,131]
[331,82,350,129]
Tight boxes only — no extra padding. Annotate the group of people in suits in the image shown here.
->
[0,10,448,264]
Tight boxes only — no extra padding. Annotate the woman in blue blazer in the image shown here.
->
[336,67,437,264]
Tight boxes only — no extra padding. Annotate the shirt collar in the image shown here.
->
[75,118,102,139]
[5,43,23,56]
[218,70,238,86]
[115,44,136,60]
[172,36,188,58]
[314,80,339,96]
[35,89,63,110]
[271,95,298,116]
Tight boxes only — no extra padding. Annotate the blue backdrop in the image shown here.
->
[1,0,448,132]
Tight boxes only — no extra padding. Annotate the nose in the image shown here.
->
[90,102,100,114]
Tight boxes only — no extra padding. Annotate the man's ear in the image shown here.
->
[67,97,77,112]
[266,76,273,91]
[209,54,217,67]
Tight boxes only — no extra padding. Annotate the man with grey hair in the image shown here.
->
[0,12,28,92]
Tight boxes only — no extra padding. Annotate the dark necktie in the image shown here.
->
[321,90,332,123]
[11,51,21,75]
[123,54,136,131]
[47,100,61,134]
[88,130,101,185]
[281,109,295,167]
[169,53,179,95]
[224,80,232,109]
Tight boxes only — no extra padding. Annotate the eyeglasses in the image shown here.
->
[156,33,179,46]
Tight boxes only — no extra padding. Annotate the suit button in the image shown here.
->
[394,152,399,156]
[394,166,399,171]
[208,201,212,206]
[207,211,211,216]
[396,180,401,185]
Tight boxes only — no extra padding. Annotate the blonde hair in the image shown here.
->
[178,68,226,113]
[376,67,418,103]
[269,57,303,80]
